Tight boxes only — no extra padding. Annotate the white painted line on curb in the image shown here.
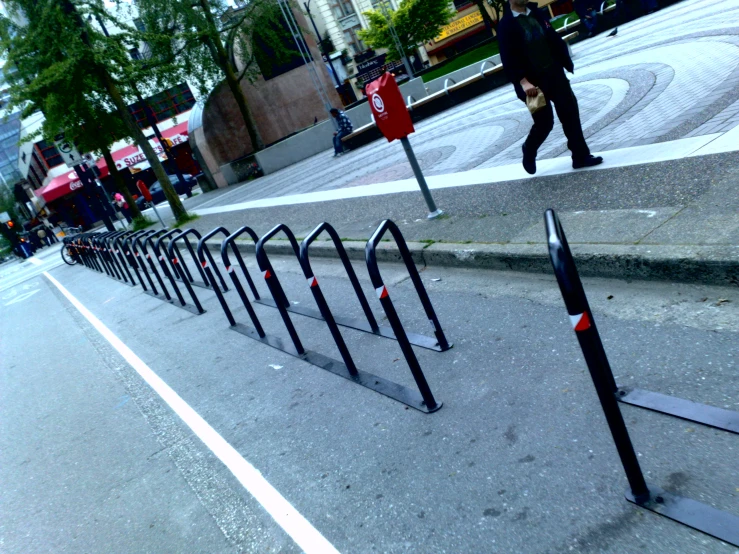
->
[27,257,44,266]
[43,271,340,554]
[193,131,732,218]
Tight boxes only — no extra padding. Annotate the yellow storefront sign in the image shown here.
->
[434,10,483,42]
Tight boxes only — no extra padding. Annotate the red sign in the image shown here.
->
[137,180,152,202]
[366,73,414,142]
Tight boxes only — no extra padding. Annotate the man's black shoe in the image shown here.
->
[522,144,536,175]
[572,155,604,169]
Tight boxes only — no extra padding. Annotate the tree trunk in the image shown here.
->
[101,145,142,220]
[200,0,265,151]
[474,0,496,33]
[100,70,188,221]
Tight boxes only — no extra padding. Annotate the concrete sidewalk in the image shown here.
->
[180,148,738,286]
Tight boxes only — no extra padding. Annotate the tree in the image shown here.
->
[135,0,299,153]
[0,0,189,221]
[486,0,508,27]
[357,0,455,61]
[473,0,496,33]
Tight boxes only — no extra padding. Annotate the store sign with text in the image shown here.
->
[115,134,187,170]
[434,10,483,42]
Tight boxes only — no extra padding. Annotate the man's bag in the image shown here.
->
[526,89,547,114]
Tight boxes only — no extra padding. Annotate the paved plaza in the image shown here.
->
[192,0,739,207]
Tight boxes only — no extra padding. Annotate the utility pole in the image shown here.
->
[304,0,342,89]
[378,0,414,79]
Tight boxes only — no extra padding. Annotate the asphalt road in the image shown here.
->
[1,249,737,553]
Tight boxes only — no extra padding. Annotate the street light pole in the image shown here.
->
[304,0,342,89]
[379,0,414,78]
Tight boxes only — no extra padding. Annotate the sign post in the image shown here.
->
[138,180,165,227]
[366,73,443,219]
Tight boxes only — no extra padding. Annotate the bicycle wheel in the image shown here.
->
[61,245,78,266]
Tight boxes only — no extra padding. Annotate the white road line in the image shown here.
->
[43,271,340,554]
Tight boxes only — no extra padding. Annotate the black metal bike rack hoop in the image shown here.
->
[140,230,176,303]
[297,221,444,412]
[545,208,739,547]
[364,219,451,413]
[163,229,207,314]
[251,223,441,413]
[113,232,139,287]
[151,229,203,315]
[95,232,122,281]
[122,231,150,291]
[300,222,448,351]
[105,231,134,285]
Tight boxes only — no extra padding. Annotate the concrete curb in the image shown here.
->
[205,240,739,287]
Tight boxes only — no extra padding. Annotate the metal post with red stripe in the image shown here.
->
[365,220,444,412]
[196,227,236,326]
[546,208,739,545]
[166,229,206,314]
[255,224,305,354]
[143,230,173,301]
[546,208,648,503]
[220,225,266,337]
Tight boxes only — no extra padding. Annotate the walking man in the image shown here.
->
[331,108,353,157]
[498,0,603,174]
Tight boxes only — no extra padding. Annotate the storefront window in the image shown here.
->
[331,0,355,19]
[35,140,63,169]
[128,83,196,129]
[343,26,365,55]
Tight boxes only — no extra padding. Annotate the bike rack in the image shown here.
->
[106,230,135,285]
[112,231,138,286]
[165,229,211,291]
[141,230,176,303]
[151,229,202,314]
[220,226,266,334]
[480,59,496,77]
[545,208,739,546]
[298,221,443,411]
[365,219,450,412]
[248,224,445,350]
[195,227,233,321]
[166,229,207,314]
[122,230,152,292]
[96,232,124,281]
[131,230,160,294]
[85,233,108,276]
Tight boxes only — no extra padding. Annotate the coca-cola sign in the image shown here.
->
[69,180,83,191]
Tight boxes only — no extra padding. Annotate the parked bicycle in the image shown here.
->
[60,234,83,266]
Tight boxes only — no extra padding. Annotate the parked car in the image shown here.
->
[135,174,195,209]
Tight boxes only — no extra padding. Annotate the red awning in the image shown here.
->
[97,121,189,174]
[34,122,189,203]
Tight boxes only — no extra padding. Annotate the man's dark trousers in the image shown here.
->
[525,69,590,161]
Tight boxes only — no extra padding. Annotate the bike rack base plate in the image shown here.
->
[617,387,739,434]
[255,298,451,352]
[626,485,739,547]
[230,323,441,413]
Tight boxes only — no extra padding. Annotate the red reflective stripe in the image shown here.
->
[263,269,271,279]
[569,312,591,332]
[375,285,388,299]
[201,260,208,269]
[226,266,234,273]
[307,276,318,287]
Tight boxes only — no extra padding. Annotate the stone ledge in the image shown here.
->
[205,239,739,287]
